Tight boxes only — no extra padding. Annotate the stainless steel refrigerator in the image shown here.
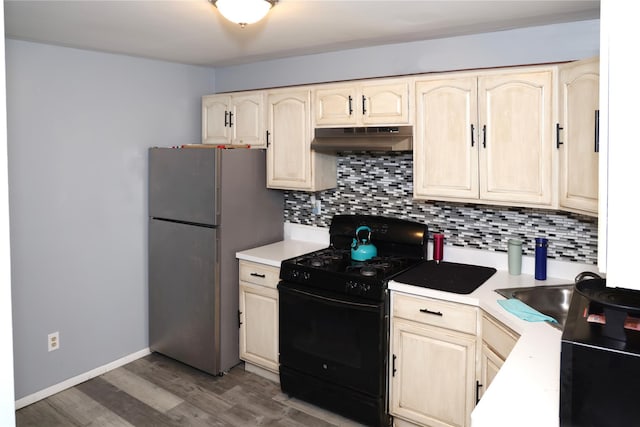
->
[148,146,283,375]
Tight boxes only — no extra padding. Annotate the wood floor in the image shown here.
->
[15,353,366,427]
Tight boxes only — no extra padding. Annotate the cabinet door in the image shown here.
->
[202,95,231,145]
[239,281,279,373]
[479,343,503,400]
[230,93,265,147]
[390,319,476,427]
[362,82,410,125]
[559,58,600,215]
[266,90,312,189]
[414,76,479,200]
[315,85,358,126]
[478,70,554,205]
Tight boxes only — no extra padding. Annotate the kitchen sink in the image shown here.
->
[494,284,575,329]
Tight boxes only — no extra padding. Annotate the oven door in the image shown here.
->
[278,281,386,397]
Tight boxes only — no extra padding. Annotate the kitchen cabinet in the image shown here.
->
[558,57,600,216]
[202,92,266,147]
[314,79,411,126]
[390,292,478,427]
[238,260,280,380]
[478,313,519,400]
[266,88,336,191]
[414,67,555,208]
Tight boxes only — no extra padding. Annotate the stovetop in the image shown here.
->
[279,215,429,301]
[279,247,423,301]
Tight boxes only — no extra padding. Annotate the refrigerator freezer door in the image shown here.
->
[149,218,219,374]
[149,147,218,226]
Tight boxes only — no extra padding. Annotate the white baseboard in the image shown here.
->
[15,348,151,410]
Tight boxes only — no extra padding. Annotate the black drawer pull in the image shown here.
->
[250,272,266,278]
[419,308,443,316]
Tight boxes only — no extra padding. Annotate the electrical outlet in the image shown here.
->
[48,331,59,352]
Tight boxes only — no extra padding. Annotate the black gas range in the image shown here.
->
[278,215,428,427]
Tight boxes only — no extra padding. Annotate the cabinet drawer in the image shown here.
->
[482,313,519,360]
[239,260,280,289]
[393,292,477,335]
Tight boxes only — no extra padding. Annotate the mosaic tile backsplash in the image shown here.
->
[283,152,598,265]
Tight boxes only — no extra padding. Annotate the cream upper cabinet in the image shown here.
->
[238,260,280,374]
[202,92,266,147]
[414,76,479,200]
[314,79,410,126]
[414,67,555,208]
[478,70,554,205]
[266,89,336,191]
[390,292,478,427]
[558,57,600,215]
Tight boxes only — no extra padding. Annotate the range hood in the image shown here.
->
[311,126,413,152]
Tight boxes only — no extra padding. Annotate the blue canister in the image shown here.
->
[535,237,548,280]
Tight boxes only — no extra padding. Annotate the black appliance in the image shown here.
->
[560,276,640,426]
[278,215,428,427]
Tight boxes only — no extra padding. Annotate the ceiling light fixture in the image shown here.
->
[212,0,278,28]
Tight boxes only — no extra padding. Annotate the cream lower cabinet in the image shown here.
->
[390,292,478,427]
[202,92,266,147]
[558,57,600,216]
[414,67,555,208]
[478,313,519,400]
[238,260,280,376]
[266,88,336,191]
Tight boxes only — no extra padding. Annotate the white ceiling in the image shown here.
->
[4,0,600,68]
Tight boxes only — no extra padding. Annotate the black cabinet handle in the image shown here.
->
[224,111,229,127]
[595,110,600,153]
[266,130,271,147]
[228,112,234,127]
[362,95,367,115]
[348,95,353,116]
[238,310,242,328]
[250,272,266,278]
[482,125,487,148]
[476,380,483,404]
[392,354,397,377]
[419,308,443,317]
[556,123,564,149]
[471,124,475,147]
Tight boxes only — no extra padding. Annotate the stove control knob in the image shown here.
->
[290,270,300,279]
[302,271,311,281]
[345,281,357,292]
[360,283,371,293]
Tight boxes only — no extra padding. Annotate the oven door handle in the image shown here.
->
[279,285,382,310]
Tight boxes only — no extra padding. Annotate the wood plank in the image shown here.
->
[75,376,177,427]
[102,367,183,413]
[47,387,134,427]
[164,401,228,427]
[122,356,234,416]
[15,399,78,427]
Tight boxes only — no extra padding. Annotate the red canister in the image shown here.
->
[433,233,444,263]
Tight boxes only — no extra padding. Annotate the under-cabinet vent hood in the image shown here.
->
[311,126,413,152]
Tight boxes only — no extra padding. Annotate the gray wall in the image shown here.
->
[215,19,599,91]
[6,39,215,399]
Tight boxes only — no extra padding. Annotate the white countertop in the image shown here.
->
[236,239,327,267]
[236,225,602,427]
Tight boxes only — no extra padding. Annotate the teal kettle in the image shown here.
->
[351,226,378,261]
